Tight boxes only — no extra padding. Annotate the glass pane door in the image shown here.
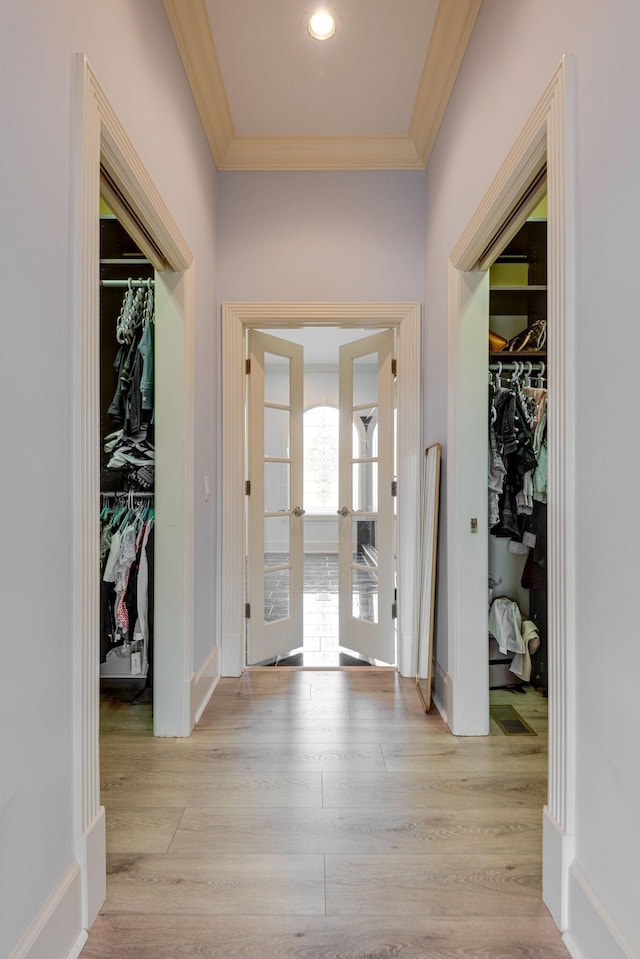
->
[338,330,395,664]
[247,331,304,664]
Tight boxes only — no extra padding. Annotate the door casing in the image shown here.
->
[444,56,577,931]
[73,54,196,928]
[220,302,421,679]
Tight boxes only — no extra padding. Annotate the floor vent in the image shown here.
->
[490,704,537,736]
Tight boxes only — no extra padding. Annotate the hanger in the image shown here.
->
[524,361,533,387]
[494,361,503,389]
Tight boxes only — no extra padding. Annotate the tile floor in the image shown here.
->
[262,552,380,667]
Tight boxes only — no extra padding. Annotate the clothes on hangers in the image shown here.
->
[488,596,540,683]
[99,496,154,668]
[488,373,547,558]
[106,282,154,482]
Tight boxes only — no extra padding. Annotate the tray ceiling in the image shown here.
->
[162,0,482,170]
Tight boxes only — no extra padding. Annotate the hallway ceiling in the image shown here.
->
[162,0,483,170]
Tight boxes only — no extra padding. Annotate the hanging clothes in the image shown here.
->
[488,370,547,556]
[488,596,541,683]
[105,282,155,489]
[99,494,154,668]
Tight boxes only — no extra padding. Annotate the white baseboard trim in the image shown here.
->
[9,861,84,959]
[543,805,575,930]
[67,932,89,959]
[191,644,220,727]
[432,661,453,727]
[84,807,106,927]
[563,863,637,959]
[221,631,244,677]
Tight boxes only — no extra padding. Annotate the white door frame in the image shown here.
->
[445,56,577,931]
[220,302,421,679]
[72,55,195,929]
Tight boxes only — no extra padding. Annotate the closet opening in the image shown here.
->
[99,197,155,725]
[487,194,548,734]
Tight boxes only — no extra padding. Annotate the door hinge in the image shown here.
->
[245,480,251,495]
[391,601,398,620]
[245,358,251,374]
[391,358,397,377]
[245,603,251,619]
[391,480,398,497]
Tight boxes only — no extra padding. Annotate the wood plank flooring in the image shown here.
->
[82,671,569,958]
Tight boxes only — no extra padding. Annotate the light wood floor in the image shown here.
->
[83,671,569,958]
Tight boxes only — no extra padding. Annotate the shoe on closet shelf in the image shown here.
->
[506,318,547,353]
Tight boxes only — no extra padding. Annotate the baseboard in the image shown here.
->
[221,631,244,677]
[67,932,89,958]
[543,805,575,930]
[432,661,453,727]
[191,644,220,727]
[9,861,84,959]
[563,863,637,959]
[85,806,106,927]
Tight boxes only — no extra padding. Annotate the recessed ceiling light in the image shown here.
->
[308,10,336,41]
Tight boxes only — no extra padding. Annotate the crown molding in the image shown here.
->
[221,135,423,171]
[162,0,235,167]
[409,0,483,166]
[163,0,481,171]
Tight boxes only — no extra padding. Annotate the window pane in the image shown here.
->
[352,407,378,458]
[352,567,378,624]
[264,568,290,623]
[264,353,289,405]
[353,352,377,406]
[353,462,378,512]
[352,518,377,566]
[265,516,290,565]
[265,407,290,459]
[264,462,289,512]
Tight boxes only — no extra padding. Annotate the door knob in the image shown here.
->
[292,506,306,517]
[337,506,350,517]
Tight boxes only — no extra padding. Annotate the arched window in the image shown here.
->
[303,405,380,514]
[303,405,340,514]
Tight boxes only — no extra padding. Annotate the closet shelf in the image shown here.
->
[489,285,547,292]
[489,351,547,362]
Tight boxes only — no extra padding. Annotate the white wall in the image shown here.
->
[216,170,426,304]
[0,2,218,955]
[424,1,640,955]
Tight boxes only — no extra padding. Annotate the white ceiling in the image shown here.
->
[162,0,483,170]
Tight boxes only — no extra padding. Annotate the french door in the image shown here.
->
[246,331,304,665]
[338,330,395,664]
[246,328,395,666]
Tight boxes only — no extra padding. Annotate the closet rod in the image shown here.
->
[100,279,155,288]
[489,361,546,373]
[101,491,154,499]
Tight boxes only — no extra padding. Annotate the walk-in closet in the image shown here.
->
[487,196,548,724]
[99,198,155,710]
